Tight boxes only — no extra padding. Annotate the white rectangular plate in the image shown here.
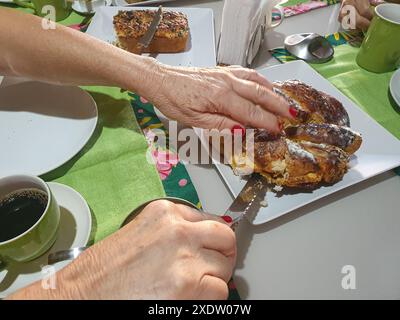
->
[86,6,216,67]
[196,60,400,225]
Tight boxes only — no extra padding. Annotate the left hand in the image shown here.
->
[146,64,293,133]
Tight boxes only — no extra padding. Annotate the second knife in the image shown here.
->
[225,174,267,228]
[137,5,163,50]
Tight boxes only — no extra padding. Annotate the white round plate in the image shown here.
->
[72,0,112,14]
[390,68,400,108]
[0,182,92,298]
[0,81,97,178]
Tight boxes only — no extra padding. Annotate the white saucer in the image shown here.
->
[390,69,400,108]
[0,182,92,298]
[72,0,112,14]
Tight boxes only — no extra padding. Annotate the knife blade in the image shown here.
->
[225,174,267,228]
[137,5,163,50]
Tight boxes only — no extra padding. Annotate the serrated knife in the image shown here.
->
[225,174,267,228]
[137,5,163,50]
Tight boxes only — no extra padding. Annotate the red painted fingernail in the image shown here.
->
[289,107,298,118]
[221,215,233,223]
[231,125,246,137]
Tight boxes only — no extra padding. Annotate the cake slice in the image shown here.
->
[113,10,190,54]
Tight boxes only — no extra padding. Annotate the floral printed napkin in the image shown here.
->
[273,0,341,20]
[130,94,202,207]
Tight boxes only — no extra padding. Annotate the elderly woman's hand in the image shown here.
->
[338,0,381,31]
[146,64,293,133]
[9,200,236,300]
[0,8,293,134]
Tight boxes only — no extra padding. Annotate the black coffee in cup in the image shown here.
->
[0,188,48,242]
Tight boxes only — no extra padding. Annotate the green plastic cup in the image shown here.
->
[12,0,72,22]
[356,3,400,73]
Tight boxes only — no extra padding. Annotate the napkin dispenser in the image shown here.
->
[217,0,284,67]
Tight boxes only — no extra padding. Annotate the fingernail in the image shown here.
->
[221,215,233,223]
[231,125,246,137]
[278,122,284,131]
[289,107,298,118]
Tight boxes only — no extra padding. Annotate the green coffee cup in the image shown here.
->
[0,175,60,265]
[12,0,72,22]
[357,3,400,73]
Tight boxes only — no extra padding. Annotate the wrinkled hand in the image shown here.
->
[34,200,236,300]
[338,0,380,31]
[149,65,292,133]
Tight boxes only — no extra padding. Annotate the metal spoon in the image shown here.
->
[47,247,87,265]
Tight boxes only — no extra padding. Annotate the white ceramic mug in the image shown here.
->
[77,0,106,13]
[246,0,285,66]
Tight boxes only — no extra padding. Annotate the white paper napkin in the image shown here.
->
[217,0,270,66]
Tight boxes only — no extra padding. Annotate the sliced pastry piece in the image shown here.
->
[227,80,362,189]
[273,80,351,127]
[284,123,362,155]
[231,130,350,188]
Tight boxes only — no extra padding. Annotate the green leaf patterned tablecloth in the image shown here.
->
[276,0,341,20]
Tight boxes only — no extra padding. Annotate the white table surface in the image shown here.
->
[165,0,400,299]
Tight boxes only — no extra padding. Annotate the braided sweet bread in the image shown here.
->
[231,80,362,188]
